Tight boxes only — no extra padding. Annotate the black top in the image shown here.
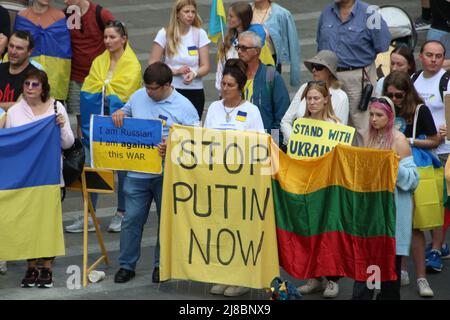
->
[0,5,10,58]
[394,104,437,139]
[0,5,10,39]
[0,62,37,103]
[430,0,450,33]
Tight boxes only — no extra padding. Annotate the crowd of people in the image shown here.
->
[0,0,450,299]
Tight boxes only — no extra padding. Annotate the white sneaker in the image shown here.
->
[400,270,410,286]
[298,278,325,294]
[210,284,228,295]
[417,278,434,297]
[0,261,7,275]
[65,215,95,233]
[108,212,124,233]
[223,286,250,297]
[323,280,339,298]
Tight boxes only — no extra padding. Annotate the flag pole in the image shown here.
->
[220,16,225,44]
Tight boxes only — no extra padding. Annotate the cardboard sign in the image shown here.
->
[90,115,163,174]
[287,118,355,159]
[444,93,450,141]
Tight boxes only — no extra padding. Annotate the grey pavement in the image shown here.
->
[2,0,450,300]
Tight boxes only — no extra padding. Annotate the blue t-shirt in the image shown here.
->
[121,87,199,179]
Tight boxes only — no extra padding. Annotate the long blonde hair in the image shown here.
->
[302,82,340,123]
[166,0,202,57]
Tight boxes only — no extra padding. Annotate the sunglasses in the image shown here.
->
[234,45,258,52]
[310,63,326,71]
[24,80,41,88]
[370,97,391,106]
[307,80,327,87]
[385,92,405,99]
[106,20,127,36]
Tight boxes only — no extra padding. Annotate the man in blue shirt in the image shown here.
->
[317,0,390,145]
[111,62,199,284]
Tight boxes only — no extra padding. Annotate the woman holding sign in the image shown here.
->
[148,0,210,119]
[352,96,418,300]
[205,58,264,297]
[281,50,349,146]
[295,81,346,298]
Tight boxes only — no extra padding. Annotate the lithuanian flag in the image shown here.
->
[0,116,65,261]
[14,15,72,101]
[272,143,399,282]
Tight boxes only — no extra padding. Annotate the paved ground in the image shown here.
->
[1,0,450,301]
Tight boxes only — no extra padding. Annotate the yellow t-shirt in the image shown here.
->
[244,79,254,103]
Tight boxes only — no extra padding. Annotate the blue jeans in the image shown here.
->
[83,145,126,212]
[119,176,163,271]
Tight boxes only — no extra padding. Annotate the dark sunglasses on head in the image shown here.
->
[370,97,391,106]
[385,92,405,99]
[106,20,127,36]
[24,80,41,88]
[310,63,325,71]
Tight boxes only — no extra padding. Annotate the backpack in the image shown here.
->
[411,69,450,101]
[265,64,276,89]
[94,5,105,32]
[64,4,106,33]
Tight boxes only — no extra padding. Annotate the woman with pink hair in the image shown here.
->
[352,97,419,300]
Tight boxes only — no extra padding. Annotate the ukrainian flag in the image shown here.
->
[80,44,142,148]
[0,116,65,261]
[208,0,226,43]
[236,110,247,122]
[14,15,72,101]
[0,108,5,120]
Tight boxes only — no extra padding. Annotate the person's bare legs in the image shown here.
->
[412,229,426,278]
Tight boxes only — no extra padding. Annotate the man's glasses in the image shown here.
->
[385,92,405,99]
[145,84,162,92]
[310,63,325,71]
[234,45,258,52]
[24,80,41,89]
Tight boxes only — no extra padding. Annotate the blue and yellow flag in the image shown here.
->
[14,15,72,101]
[0,116,65,261]
[90,115,163,174]
[80,44,142,148]
[236,110,247,122]
[208,0,226,43]
[0,108,5,120]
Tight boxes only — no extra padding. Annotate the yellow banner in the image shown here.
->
[160,125,279,289]
[287,118,355,159]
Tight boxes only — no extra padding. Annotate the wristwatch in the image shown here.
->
[409,138,414,146]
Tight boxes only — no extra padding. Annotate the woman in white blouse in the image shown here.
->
[281,50,349,146]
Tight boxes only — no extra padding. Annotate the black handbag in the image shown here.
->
[62,138,85,186]
[54,101,85,186]
[358,68,374,111]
